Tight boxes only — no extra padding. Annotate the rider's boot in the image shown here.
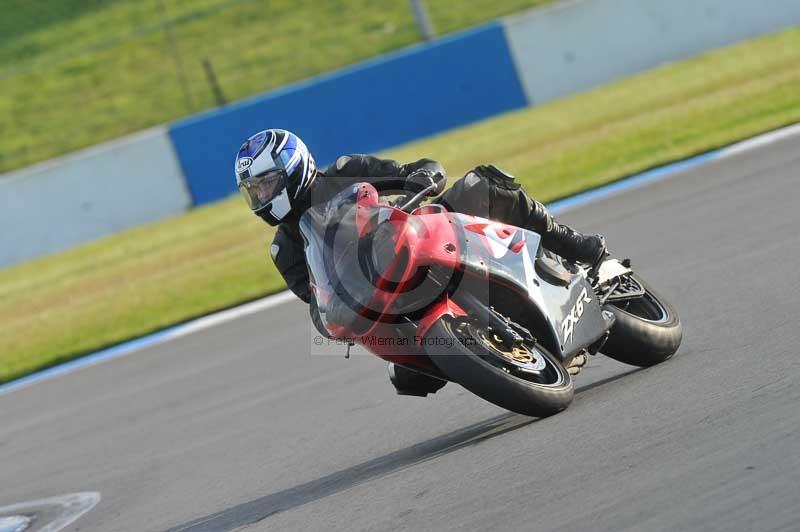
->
[524,199,606,266]
[543,226,607,268]
[388,363,447,397]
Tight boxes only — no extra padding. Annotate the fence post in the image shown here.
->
[156,0,195,112]
[202,58,226,107]
[409,0,436,41]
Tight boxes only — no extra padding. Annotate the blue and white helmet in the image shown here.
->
[235,129,317,225]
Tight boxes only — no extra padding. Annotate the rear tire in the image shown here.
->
[425,317,573,417]
[602,276,682,367]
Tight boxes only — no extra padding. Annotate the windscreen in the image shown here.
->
[299,184,373,336]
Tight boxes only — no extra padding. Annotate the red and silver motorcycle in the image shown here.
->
[301,182,682,417]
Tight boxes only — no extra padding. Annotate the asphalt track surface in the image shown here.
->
[2,135,800,532]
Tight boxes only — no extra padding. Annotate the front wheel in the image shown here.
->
[425,317,573,418]
[602,275,682,367]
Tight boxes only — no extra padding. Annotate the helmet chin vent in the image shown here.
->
[256,187,292,226]
[269,187,292,219]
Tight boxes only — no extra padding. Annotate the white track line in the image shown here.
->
[717,122,800,158]
[0,492,100,532]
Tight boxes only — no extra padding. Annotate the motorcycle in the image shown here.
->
[300,181,682,417]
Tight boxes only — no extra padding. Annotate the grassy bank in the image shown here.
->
[1,26,799,384]
[0,0,553,174]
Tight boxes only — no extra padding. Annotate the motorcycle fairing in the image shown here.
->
[300,182,607,365]
[442,214,607,360]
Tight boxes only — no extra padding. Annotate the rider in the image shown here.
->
[235,129,605,392]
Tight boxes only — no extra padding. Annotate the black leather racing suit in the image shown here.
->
[269,155,602,304]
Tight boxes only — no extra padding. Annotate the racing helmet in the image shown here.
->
[235,129,317,225]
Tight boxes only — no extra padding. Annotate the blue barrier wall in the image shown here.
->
[168,23,527,205]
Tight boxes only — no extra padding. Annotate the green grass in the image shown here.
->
[0,0,554,174]
[1,26,799,385]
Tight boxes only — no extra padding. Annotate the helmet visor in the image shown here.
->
[238,170,285,212]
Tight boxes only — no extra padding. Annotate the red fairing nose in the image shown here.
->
[404,214,460,270]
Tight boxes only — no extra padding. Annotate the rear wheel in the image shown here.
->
[602,276,682,367]
[425,317,573,417]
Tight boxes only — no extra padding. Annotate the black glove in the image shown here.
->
[406,168,445,196]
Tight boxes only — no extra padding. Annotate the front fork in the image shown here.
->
[450,290,536,348]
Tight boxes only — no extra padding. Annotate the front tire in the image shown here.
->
[602,276,682,367]
[425,317,573,417]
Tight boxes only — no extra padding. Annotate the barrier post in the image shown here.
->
[409,0,436,41]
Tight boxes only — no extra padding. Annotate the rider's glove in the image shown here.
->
[406,168,445,197]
